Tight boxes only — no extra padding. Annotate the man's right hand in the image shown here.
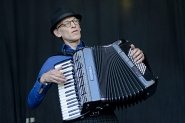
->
[40,68,66,84]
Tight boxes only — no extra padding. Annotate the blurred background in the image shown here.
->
[0,0,185,123]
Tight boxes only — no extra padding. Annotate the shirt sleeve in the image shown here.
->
[27,79,52,108]
[27,55,72,109]
[27,57,55,108]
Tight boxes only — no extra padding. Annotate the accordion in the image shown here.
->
[54,40,157,121]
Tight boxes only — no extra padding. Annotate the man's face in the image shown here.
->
[54,16,81,43]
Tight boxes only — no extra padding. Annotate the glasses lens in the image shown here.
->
[58,18,79,28]
[73,19,79,25]
[65,22,71,27]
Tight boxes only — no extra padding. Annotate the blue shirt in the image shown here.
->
[27,41,85,108]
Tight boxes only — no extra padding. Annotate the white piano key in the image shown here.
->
[60,94,77,101]
[68,111,81,118]
[59,91,76,98]
[55,60,72,69]
[68,108,80,114]
[60,66,73,73]
[62,105,79,112]
[62,63,73,68]
[58,85,64,89]
[64,79,75,85]
[64,83,74,89]
[66,92,76,98]
[64,85,75,92]
[67,99,78,104]
[63,110,81,118]
[65,90,75,95]
[60,97,78,104]
[65,75,74,80]
[62,100,79,108]
[59,95,77,103]
[62,106,80,114]
[62,103,79,112]
[61,104,78,114]
[61,98,78,105]
[60,86,75,93]
[60,99,78,107]
[58,89,76,98]
[63,112,81,120]
[64,71,73,76]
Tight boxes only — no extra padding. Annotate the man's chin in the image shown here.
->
[69,39,80,43]
[71,36,81,42]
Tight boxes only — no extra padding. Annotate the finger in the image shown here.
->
[52,70,65,78]
[53,71,66,81]
[45,70,66,83]
[136,56,144,64]
[130,44,135,49]
[129,44,135,56]
[132,49,143,58]
[55,77,66,84]
[50,75,66,84]
[134,53,144,63]
[130,48,139,58]
[48,69,65,78]
[55,65,63,70]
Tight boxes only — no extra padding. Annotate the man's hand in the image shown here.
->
[40,66,66,84]
[130,44,145,63]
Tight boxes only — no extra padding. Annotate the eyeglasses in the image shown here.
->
[57,18,80,28]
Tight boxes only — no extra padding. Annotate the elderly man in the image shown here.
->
[27,8,144,123]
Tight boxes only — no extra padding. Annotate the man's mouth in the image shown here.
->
[72,30,78,33]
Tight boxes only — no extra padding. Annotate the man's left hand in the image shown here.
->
[130,44,145,63]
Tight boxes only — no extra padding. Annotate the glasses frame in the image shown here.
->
[56,18,80,28]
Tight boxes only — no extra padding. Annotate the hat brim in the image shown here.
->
[50,12,82,34]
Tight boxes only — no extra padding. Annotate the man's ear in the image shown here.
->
[53,29,62,38]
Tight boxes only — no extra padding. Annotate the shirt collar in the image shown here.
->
[61,41,85,53]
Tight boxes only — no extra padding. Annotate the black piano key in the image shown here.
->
[67,100,78,106]
[64,80,74,86]
[66,92,76,97]
[66,97,77,102]
[69,111,80,117]
[61,61,73,67]
[67,103,78,108]
[65,89,75,94]
[62,64,73,69]
[68,108,79,114]
[65,78,74,83]
[65,73,74,78]
[63,70,74,75]
[64,84,74,89]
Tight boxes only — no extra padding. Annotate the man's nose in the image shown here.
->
[71,21,76,27]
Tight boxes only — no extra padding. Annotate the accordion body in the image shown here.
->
[54,40,157,121]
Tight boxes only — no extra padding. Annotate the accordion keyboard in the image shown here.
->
[55,60,81,121]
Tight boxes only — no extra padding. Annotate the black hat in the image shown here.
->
[50,8,82,34]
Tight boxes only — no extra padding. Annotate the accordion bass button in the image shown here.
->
[96,107,103,110]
